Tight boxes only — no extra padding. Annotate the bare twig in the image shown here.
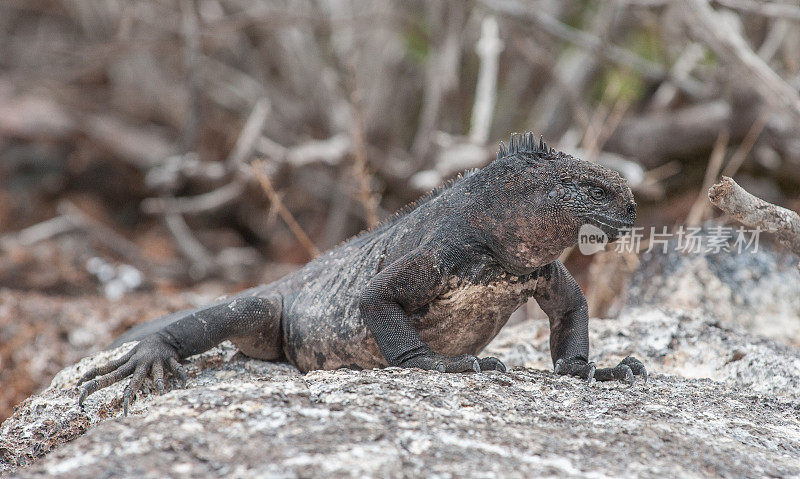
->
[411,2,465,159]
[146,96,270,222]
[163,211,217,279]
[56,201,180,277]
[582,77,631,162]
[0,216,76,250]
[711,0,800,21]
[180,0,201,150]
[226,97,271,168]
[513,38,591,131]
[648,43,704,111]
[347,73,380,228]
[709,177,800,267]
[251,160,320,258]
[757,18,790,62]
[199,54,268,111]
[641,160,682,188]
[255,134,353,168]
[142,181,246,215]
[604,100,754,167]
[0,95,76,139]
[469,15,503,145]
[479,0,706,97]
[144,152,226,192]
[684,0,800,123]
[686,129,729,227]
[596,97,631,152]
[255,136,290,161]
[321,168,355,249]
[616,0,669,6]
[144,133,356,216]
[623,0,800,19]
[84,114,176,168]
[722,111,769,178]
[287,135,352,167]
[410,14,504,192]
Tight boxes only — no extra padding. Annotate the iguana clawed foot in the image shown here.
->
[77,334,186,416]
[555,356,647,387]
[402,353,507,373]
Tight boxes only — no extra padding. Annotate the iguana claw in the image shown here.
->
[555,358,596,381]
[621,356,647,384]
[77,334,185,416]
[594,356,647,386]
[556,356,647,386]
[478,356,507,373]
[404,353,506,374]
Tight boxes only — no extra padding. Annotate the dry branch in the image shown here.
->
[604,100,754,167]
[286,135,352,167]
[410,2,465,160]
[684,0,800,123]
[84,115,176,168]
[141,181,245,215]
[513,37,591,132]
[251,160,320,259]
[347,77,379,228]
[721,111,769,178]
[470,15,503,145]
[163,211,216,280]
[56,201,181,278]
[711,0,800,21]
[686,130,729,227]
[708,176,800,264]
[179,0,201,150]
[648,43,704,111]
[226,97,271,168]
[479,0,705,97]
[4,0,800,289]
[0,216,76,250]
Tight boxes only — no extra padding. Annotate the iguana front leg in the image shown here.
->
[78,294,281,414]
[359,246,506,373]
[534,260,647,386]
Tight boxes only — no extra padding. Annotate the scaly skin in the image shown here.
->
[78,132,645,415]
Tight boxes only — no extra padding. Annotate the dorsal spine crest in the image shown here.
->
[497,132,549,161]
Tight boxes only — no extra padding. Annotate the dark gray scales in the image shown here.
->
[80,132,646,415]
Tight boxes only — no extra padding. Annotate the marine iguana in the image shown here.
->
[78,132,646,415]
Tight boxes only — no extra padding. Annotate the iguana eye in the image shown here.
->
[589,187,606,200]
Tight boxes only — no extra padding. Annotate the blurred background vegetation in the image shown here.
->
[1,0,799,419]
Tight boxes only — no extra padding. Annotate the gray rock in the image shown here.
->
[2,308,800,478]
[623,240,800,343]
[489,308,800,398]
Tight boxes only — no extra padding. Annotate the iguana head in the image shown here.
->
[472,132,636,273]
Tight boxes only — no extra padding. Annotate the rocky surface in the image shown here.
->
[2,308,800,478]
[624,242,800,344]
[0,286,226,422]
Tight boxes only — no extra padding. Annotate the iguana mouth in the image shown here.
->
[586,214,634,236]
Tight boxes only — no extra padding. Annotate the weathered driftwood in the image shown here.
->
[708,176,800,267]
